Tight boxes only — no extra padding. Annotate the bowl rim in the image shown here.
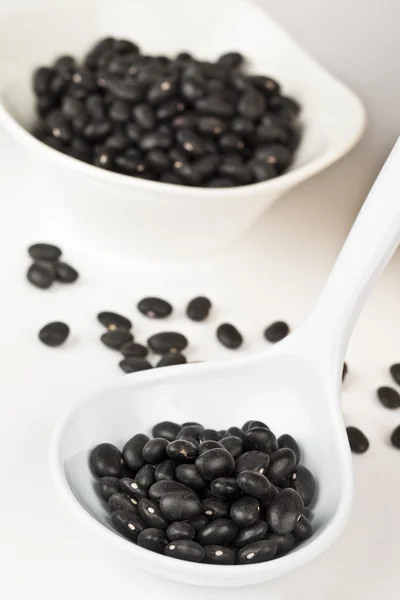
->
[0,0,366,200]
[49,354,353,583]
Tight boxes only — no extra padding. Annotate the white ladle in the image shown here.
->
[52,139,400,587]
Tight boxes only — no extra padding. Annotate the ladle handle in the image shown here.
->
[305,137,400,372]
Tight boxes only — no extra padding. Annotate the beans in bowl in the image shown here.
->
[90,419,315,564]
[32,37,302,188]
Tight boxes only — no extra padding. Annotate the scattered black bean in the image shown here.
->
[157,354,187,367]
[148,332,188,354]
[346,426,369,454]
[186,296,212,321]
[101,329,133,350]
[377,386,400,409]
[38,321,70,347]
[120,342,148,358]
[27,262,55,289]
[28,242,61,262]
[119,357,153,374]
[55,261,79,283]
[97,311,132,331]
[390,425,400,449]
[137,297,172,319]
[216,323,243,349]
[137,527,168,554]
[390,364,400,386]
[264,321,290,343]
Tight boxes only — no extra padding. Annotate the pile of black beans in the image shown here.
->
[32,37,301,188]
[27,243,78,289]
[91,419,315,564]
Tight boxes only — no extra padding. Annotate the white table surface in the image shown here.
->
[1,2,400,598]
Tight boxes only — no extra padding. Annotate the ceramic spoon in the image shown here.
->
[54,139,400,587]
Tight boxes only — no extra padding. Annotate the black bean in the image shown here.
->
[101,329,133,350]
[115,153,148,175]
[197,116,227,137]
[230,496,260,528]
[218,52,244,69]
[165,539,205,563]
[137,297,173,319]
[176,128,208,157]
[216,323,243,349]
[122,433,149,471]
[147,76,178,104]
[148,332,188,354]
[151,422,180,442]
[90,443,122,478]
[269,95,301,116]
[290,465,315,506]
[177,424,204,440]
[195,96,235,118]
[98,476,121,501]
[226,427,246,442]
[195,448,235,481]
[120,478,148,503]
[268,448,297,484]
[220,436,244,459]
[218,132,245,152]
[255,144,292,173]
[131,104,156,130]
[346,426,369,454]
[149,480,190,502]
[207,177,236,188]
[33,67,55,95]
[146,149,171,173]
[231,520,268,548]
[157,353,187,367]
[157,99,185,121]
[390,363,400,385]
[198,440,224,454]
[237,88,266,121]
[278,434,300,464]
[166,440,198,462]
[27,262,56,289]
[138,498,168,529]
[38,321,69,347]
[137,527,168,554]
[248,75,280,97]
[55,261,78,283]
[189,515,209,532]
[160,490,202,521]
[242,420,269,432]
[71,113,88,135]
[97,311,132,331]
[255,123,288,146]
[135,464,156,490]
[342,362,348,381]
[114,39,140,54]
[83,121,111,141]
[198,429,221,443]
[142,438,169,464]
[181,78,206,103]
[108,492,139,513]
[245,427,278,454]
[36,95,58,117]
[104,131,131,151]
[202,545,235,565]
[235,450,270,475]
[61,96,83,120]
[119,342,147,359]
[211,477,241,500]
[266,488,304,535]
[202,497,230,521]
[197,518,238,546]
[104,77,145,102]
[218,155,251,185]
[391,425,400,449]
[267,532,295,555]
[293,514,312,540]
[69,138,92,162]
[248,159,278,182]
[166,521,195,542]
[191,155,220,180]
[237,470,271,499]
[155,460,177,482]
[264,321,290,342]
[112,509,146,541]
[176,464,207,491]
[236,539,277,564]
[377,386,400,409]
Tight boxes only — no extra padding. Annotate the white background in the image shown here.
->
[1,1,400,598]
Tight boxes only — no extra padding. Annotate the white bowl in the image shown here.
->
[51,352,351,587]
[0,0,365,260]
